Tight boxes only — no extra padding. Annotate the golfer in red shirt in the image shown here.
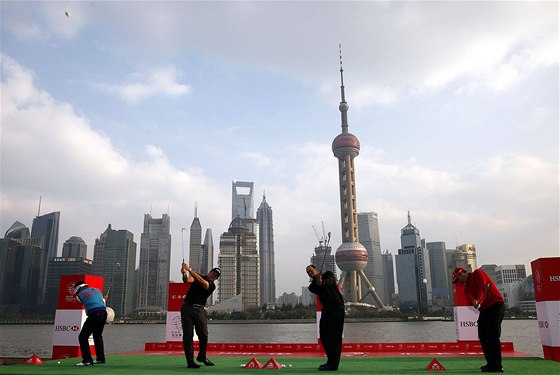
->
[452,267,505,373]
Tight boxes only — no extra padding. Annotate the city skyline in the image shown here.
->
[1,2,558,295]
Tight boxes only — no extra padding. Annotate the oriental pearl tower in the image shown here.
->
[332,47,384,307]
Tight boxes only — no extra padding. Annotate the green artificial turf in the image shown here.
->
[1,355,558,374]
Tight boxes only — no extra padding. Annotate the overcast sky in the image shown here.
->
[1,1,558,295]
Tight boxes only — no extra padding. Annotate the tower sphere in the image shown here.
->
[335,242,368,272]
[332,132,360,158]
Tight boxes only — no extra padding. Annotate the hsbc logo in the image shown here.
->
[549,275,560,282]
[535,270,543,293]
[55,325,80,332]
[460,321,478,327]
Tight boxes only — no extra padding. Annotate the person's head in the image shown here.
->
[306,264,319,278]
[451,267,468,284]
[73,280,88,295]
[208,267,221,282]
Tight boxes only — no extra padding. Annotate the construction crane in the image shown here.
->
[312,225,324,247]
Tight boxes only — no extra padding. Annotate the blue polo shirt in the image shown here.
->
[77,287,106,315]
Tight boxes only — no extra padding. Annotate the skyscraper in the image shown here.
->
[310,242,337,279]
[231,180,254,220]
[358,212,385,306]
[201,228,214,305]
[0,223,42,314]
[395,212,432,314]
[455,244,477,271]
[62,236,87,258]
[189,206,203,273]
[331,48,383,307]
[257,193,276,305]
[426,241,450,300]
[200,228,214,275]
[218,217,259,309]
[137,214,171,314]
[381,250,395,306]
[93,224,137,318]
[31,211,60,304]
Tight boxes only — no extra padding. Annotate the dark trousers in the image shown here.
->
[319,306,345,369]
[478,302,505,369]
[78,310,107,363]
[181,304,209,364]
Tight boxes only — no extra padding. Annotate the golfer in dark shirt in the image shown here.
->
[180,262,221,369]
[307,264,345,371]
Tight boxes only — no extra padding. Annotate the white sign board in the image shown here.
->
[454,306,480,341]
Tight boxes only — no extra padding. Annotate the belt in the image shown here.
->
[186,303,204,308]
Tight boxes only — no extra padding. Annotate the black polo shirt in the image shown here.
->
[184,276,216,306]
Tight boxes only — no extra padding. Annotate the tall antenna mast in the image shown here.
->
[339,43,349,134]
[37,196,42,217]
[194,202,198,218]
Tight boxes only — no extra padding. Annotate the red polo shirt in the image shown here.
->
[465,269,504,310]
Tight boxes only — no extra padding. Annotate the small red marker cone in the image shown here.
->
[425,358,445,371]
[262,357,282,369]
[243,357,262,369]
[22,354,44,365]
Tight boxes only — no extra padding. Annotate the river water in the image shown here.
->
[0,319,543,359]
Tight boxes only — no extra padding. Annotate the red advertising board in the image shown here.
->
[167,282,190,311]
[57,275,104,310]
[531,257,560,302]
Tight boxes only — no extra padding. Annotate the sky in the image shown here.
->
[1,1,558,296]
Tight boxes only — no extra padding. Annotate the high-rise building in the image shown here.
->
[200,228,215,305]
[136,214,171,314]
[31,211,60,304]
[310,243,337,279]
[218,217,259,309]
[331,51,384,307]
[495,265,526,309]
[257,193,276,305]
[426,241,450,300]
[395,212,432,314]
[44,255,93,314]
[231,181,254,220]
[62,236,87,258]
[189,206,203,273]
[479,264,498,285]
[358,212,385,306]
[93,224,136,318]
[0,224,42,314]
[495,264,526,284]
[381,250,395,306]
[201,229,214,275]
[455,244,477,271]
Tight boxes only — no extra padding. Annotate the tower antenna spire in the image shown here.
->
[339,43,345,102]
[338,43,349,134]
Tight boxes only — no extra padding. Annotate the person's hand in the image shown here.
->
[181,262,190,275]
[316,274,323,285]
[472,300,480,309]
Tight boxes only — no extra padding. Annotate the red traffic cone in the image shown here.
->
[22,354,44,365]
[262,357,282,369]
[243,357,262,369]
[425,358,445,371]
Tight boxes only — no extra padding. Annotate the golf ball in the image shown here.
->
[57,361,61,365]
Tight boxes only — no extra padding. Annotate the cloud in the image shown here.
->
[240,152,273,167]
[96,66,191,103]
